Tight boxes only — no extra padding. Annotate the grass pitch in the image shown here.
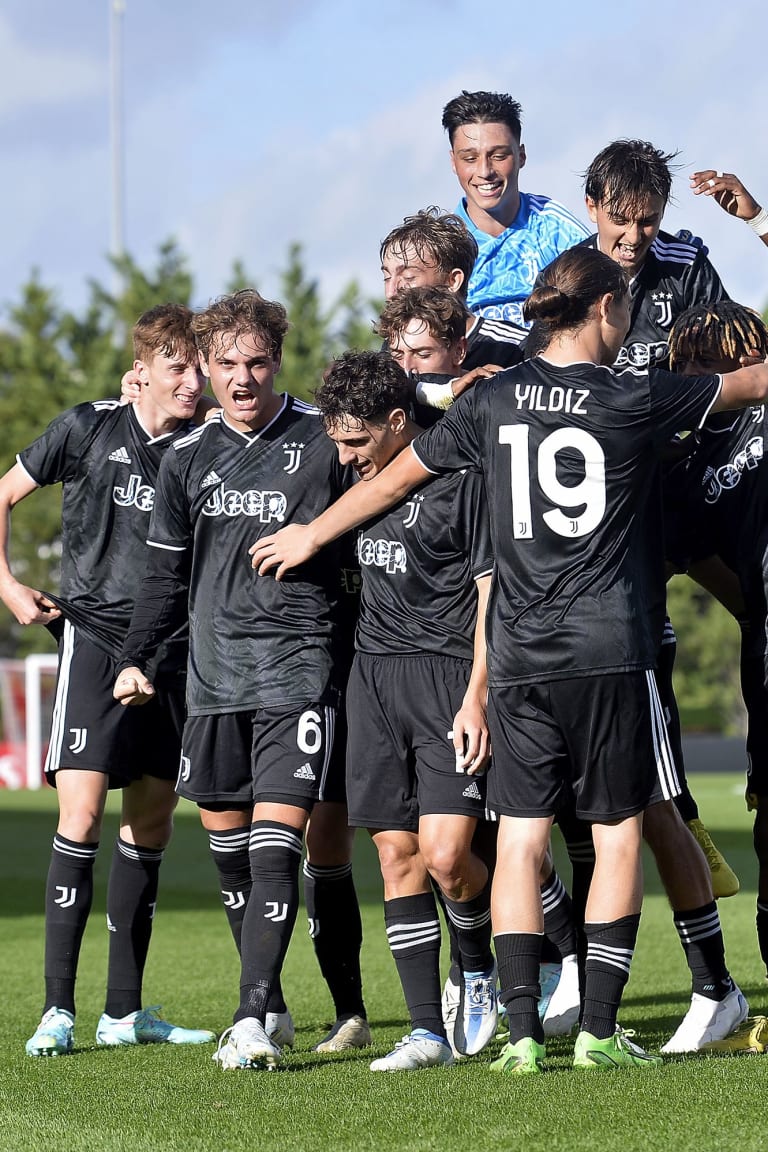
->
[1,774,766,1152]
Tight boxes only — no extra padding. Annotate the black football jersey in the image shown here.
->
[412,358,721,685]
[18,400,193,661]
[122,395,351,716]
[664,404,768,619]
[580,231,728,370]
[354,465,493,659]
[463,316,526,371]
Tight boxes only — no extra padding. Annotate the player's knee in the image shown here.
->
[375,836,422,887]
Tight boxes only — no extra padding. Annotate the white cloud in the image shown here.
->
[0,13,104,120]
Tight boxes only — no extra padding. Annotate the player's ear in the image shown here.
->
[446,267,465,294]
[134,359,150,386]
[518,142,526,171]
[273,351,282,374]
[585,196,599,225]
[449,148,458,176]
[198,349,211,378]
[454,335,467,366]
[388,407,408,435]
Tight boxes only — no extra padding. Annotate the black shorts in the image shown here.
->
[741,642,768,804]
[45,621,183,788]
[345,652,487,831]
[486,670,679,822]
[179,703,342,808]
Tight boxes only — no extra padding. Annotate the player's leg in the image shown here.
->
[27,624,115,1057]
[659,624,738,896]
[201,804,252,954]
[644,800,746,1053]
[304,799,370,1052]
[368,828,453,1071]
[741,632,768,977]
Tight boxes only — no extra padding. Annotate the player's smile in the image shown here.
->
[450,121,525,227]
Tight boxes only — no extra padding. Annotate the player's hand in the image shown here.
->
[690,170,762,220]
[739,346,764,368]
[120,369,142,405]
[249,524,318,580]
[0,580,61,625]
[449,698,490,776]
[113,666,156,706]
[451,364,503,398]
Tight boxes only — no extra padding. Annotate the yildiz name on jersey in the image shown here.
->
[202,488,288,522]
[357,531,407,575]
[113,473,155,512]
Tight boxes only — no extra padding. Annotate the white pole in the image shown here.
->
[110,1,126,271]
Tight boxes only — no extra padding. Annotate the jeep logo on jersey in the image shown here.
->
[282,441,305,474]
[340,568,362,596]
[704,436,764,503]
[614,341,669,369]
[402,495,424,527]
[650,291,674,327]
[201,488,287,522]
[113,473,155,511]
[357,531,407,574]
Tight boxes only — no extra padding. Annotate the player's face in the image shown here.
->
[326,415,403,481]
[389,318,465,375]
[678,355,737,377]
[201,330,283,433]
[138,351,205,422]
[587,193,665,278]
[450,121,525,225]
[381,244,462,300]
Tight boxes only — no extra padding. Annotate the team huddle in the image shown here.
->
[2,89,768,1076]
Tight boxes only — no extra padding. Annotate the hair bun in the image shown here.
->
[524,285,572,322]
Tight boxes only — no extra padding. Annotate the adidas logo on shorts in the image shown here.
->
[201,470,223,489]
[462,781,482,800]
[108,446,132,464]
[294,762,316,781]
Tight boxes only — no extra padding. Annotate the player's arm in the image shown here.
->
[687,555,746,619]
[250,446,433,579]
[452,572,491,776]
[711,361,768,412]
[0,463,62,625]
[691,169,768,248]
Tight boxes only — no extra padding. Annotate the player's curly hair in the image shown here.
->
[668,301,768,370]
[192,289,289,360]
[442,90,523,144]
[379,208,478,300]
[524,247,628,338]
[376,286,469,349]
[133,303,197,365]
[584,139,679,215]
[315,351,411,431]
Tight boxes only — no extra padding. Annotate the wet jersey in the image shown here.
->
[17,400,193,663]
[355,465,493,659]
[412,358,721,685]
[457,193,589,325]
[580,231,728,371]
[121,395,351,716]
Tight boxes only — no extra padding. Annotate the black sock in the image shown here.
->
[208,826,251,953]
[757,902,768,977]
[441,879,493,974]
[582,915,640,1039]
[673,902,733,1000]
[540,869,577,961]
[494,931,544,1044]
[235,821,302,1025]
[44,834,98,1015]
[303,860,365,1019]
[104,838,163,1018]
[384,892,443,1037]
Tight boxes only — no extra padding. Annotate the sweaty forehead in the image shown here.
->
[452,121,518,151]
[212,329,271,359]
[381,244,436,274]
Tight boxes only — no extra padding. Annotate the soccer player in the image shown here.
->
[251,246,768,1073]
[442,90,588,324]
[666,300,768,985]
[114,289,365,1071]
[691,169,768,249]
[0,304,215,1056]
[380,207,527,365]
[313,350,496,1070]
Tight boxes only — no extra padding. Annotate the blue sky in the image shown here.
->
[2,0,767,319]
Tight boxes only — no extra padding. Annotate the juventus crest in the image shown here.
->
[282,441,305,474]
[402,494,424,527]
[651,291,673,327]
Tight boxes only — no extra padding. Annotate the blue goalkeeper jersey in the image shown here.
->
[456,192,589,325]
